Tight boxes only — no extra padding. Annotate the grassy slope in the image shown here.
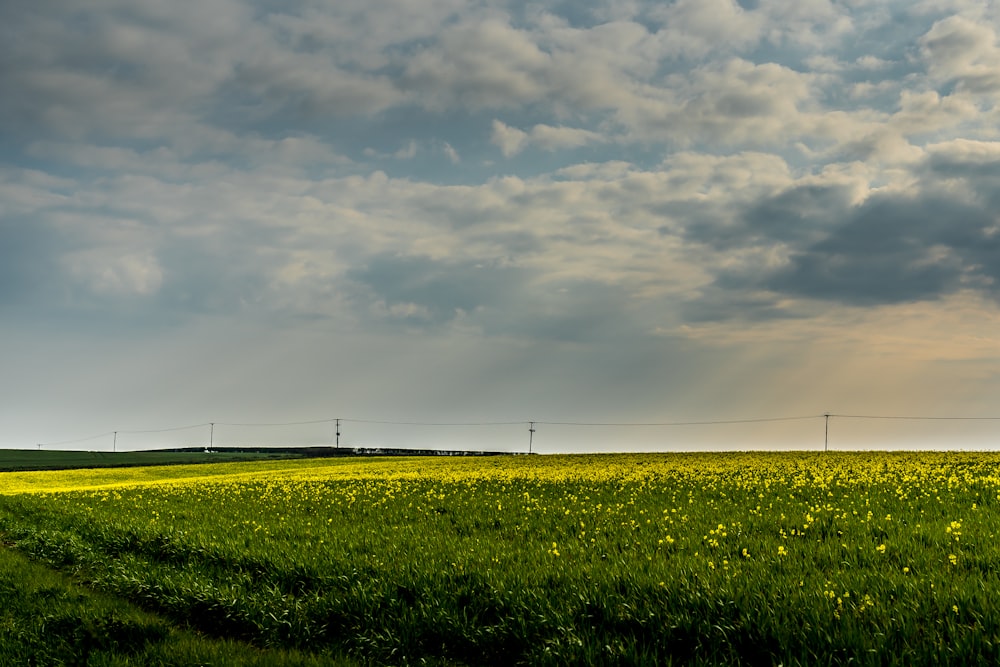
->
[0,455,357,665]
[0,545,354,666]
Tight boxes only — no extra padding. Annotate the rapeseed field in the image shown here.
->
[1,452,998,665]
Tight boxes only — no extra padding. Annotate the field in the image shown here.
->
[0,448,308,472]
[1,452,999,665]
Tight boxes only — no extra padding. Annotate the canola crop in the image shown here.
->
[1,451,999,665]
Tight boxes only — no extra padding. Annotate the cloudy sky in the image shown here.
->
[3,0,1000,452]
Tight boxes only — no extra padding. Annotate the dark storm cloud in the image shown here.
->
[743,185,853,241]
[675,152,1000,319]
[767,192,994,306]
[922,152,1000,289]
[680,286,804,324]
[924,146,1000,200]
[683,183,853,251]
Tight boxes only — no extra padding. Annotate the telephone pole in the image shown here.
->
[528,421,535,454]
[824,413,830,452]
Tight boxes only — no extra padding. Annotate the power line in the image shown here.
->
[118,422,211,434]
[341,418,526,426]
[33,412,1000,450]
[534,415,821,427]
[217,418,338,427]
[38,423,210,448]
[37,431,115,447]
[829,414,1000,421]
[211,417,525,428]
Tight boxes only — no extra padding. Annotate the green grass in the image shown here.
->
[0,448,306,472]
[0,541,354,665]
[1,452,1000,665]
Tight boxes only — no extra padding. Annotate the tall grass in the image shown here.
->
[1,452,999,664]
[0,542,349,665]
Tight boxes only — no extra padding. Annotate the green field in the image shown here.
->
[0,448,306,472]
[1,452,999,665]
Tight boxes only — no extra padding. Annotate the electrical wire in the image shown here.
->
[341,418,526,426]
[829,414,1000,421]
[36,412,1000,449]
[217,418,338,427]
[36,431,115,447]
[118,422,212,434]
[533,415,821,426]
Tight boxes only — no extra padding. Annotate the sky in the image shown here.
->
[3,0,1000,453]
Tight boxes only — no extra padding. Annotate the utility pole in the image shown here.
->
[335,419,341,449]
[113,431,117,453]
[528,421,535,454]
[824,413,830,452]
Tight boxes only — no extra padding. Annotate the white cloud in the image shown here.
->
[402,18,551,111]
[621,58,820,147]
[920,15,1000,94]
[443,142,461,163]
[648,0,766,59]
[835,129,925,165]
[491,120,529,157]
[232,51,403,117]
[856,55,892,70]
[758,0,855,49]
[64,249,164,297]
[927,137,1000,162]
[265,0,467,70]
[394,141,418,160]
[527,124,606,151]
[492,121,606,156]
[553,161,635,181]
[889,89,982,136]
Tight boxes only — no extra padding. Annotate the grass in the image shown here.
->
[0,448,306,473]
[1,451,1000,664]
[0,540,353,665]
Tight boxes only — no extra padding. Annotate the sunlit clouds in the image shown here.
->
[3,1,1000,449]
